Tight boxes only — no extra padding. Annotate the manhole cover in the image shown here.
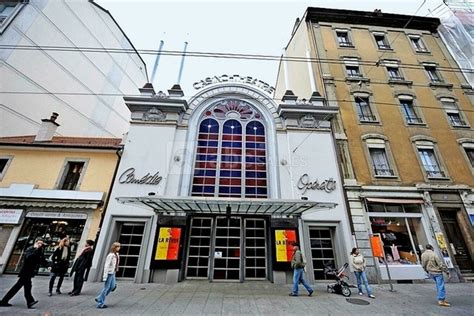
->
[346,298,370,305]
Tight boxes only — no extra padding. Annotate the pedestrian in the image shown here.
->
[421,244,450,307]
[48,237,71,296]
[350,247,375,298]
[289,242,313,297]
[69,239,94,296]
[0,238,48,309]
[95,242,120,309]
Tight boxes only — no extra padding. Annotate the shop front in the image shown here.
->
[90,81,354,284]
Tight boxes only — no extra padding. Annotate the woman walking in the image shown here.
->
[350,247,375,298]
[95,242,120,309]
[48,237,71,296]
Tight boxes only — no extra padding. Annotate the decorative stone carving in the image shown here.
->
[152,91,169,99]
[143,107,166,122]
[298,115,318,128]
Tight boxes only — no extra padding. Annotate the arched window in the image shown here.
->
[191,99,268,198]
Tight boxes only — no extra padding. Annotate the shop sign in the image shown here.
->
[192,74,275,94]
[0,209,23,224]
[275,229,296,262]
[297,173,337,194]
[26,212,87,219]
[155,227,181,260]
[118,167,162,185]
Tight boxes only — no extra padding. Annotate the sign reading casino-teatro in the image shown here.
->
[193,74,275,94]
[118,167,162,185]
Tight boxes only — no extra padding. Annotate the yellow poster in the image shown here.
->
[435,232,447,249]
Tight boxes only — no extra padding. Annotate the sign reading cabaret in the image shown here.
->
[275,229,297,262]
[297,173,336,194]
[119,167,162,185]
[193,75,275,94]
[155,227,182,260]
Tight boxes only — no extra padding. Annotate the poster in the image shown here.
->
[435,232,454,269]
[370,235,384,258]
[275,229,296,262]
[155,227,181,260]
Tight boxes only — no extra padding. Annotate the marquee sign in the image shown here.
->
[155,227,182,260]
[275,229,296,262]
[118,167,162,185]
[193,74,275,94]
[297,173,337,194]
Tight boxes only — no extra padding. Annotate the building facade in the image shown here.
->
[276,7,474,282]
[89,80,354,284]
[0,113,121,275]
[0,0,148,137]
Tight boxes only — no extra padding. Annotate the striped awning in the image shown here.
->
[116,196,337,216]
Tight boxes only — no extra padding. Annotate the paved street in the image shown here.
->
[0,275,472,315]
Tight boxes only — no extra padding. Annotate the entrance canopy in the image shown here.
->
[117,196,337,216]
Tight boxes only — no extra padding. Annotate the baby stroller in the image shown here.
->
[324,262,351,297]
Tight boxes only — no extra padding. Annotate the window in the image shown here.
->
[346,65,362,78]
[399,98,423,124]
[424,65,442,82]
[417,148,445,178]
[409,36,428,52]
[0,1,24,32]
[58,161,85,190]
[192,99,268,198]
[355,96,377,122]
[0,156,13,181]
[369,148,394,176]
[387,67,404,80]
[465,148,474,168]
[441,99,468,127]
[374,33,391,49]
[336,31,353,47]
[458,140,474,171]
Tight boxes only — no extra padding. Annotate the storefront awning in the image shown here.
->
[366,197,424,204]
[116,196,337,216]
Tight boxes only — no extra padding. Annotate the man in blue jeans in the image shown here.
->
[289,242,313,297]
[421,244,450,307]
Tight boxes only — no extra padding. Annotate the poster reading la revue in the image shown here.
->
[272,228,297,270]
[151,227,183,269]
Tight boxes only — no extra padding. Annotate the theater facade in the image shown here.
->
[90,79,354,284]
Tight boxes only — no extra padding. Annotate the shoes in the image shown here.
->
[56,290,62,294]
[27,300,38,309]
[308,290,314,297]
[439,300,451,307]
[369,294,375,299]
[358,292,363,296]
[69,292,79,296]
[97,305,108,309]
[0,301,12,307]
[95,298,98,303]
[289,293,298,297]
[68,291,73,295]
[48,292,52,297]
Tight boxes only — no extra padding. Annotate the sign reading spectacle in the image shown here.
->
[297,173,336,194]
[118,167,162,185]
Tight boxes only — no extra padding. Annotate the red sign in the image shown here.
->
[155,227,181,260]
[370,235,384,258]
[275,229,296,262]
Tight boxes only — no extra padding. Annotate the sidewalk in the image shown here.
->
[0,275,473,315]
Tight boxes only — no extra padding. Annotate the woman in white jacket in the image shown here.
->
[95,242,120,309]
[350,247,375,298]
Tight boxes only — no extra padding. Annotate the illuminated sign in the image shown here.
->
[297,173,336,194]
[155,227,181,260]
[275,229,296,262]
[193,74,275,94]
[119,167,162,185]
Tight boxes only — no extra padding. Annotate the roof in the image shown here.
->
[0,135,122,149]
[305,7,440,33]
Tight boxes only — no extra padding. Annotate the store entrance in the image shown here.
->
[185,216,267,282]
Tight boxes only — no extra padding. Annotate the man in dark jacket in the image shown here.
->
[0,238,48,308]
[69,239,94,296]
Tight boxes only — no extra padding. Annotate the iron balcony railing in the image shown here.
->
[359,114,377,122]
[424,167,446,178]
[406,116,423,124]
[374,168,395,176]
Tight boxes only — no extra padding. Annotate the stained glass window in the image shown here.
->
[191,99,268,198]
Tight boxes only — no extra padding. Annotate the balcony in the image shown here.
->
[425,168,446,178]
[374,168,395,177]
[339,41,354,48]
[406,116,424,124]
[359,114,378,122]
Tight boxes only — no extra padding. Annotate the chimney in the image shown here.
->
[35,112,60,142]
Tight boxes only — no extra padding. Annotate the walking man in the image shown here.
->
[421,244,450,307]
[0,238,48,309]
[69,239,94,296]
[289,242,313,297]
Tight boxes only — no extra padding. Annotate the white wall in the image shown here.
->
[0,0,147,137]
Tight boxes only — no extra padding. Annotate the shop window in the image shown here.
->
[116,223,145,279]
[5,216,86,275]
[192,99,268,199]
[355,96,377,122]
[58,161,86,190]
[424,65,442,83]
[336,31,354,47]
[399,98,423,124]
[441,99,469,128]
[417,148,445,178]
[369,148,394,176]
[367,202,421,213]
[373,33,391,49]
[370,216,428,266]
[0,156,13,181]
[409,35,428,53]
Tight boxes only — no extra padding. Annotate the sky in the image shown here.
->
[95,0,453,96]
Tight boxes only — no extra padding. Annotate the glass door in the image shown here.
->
[116,223,145,278]
[186,217,213,278]
[213,217,241,281]
[309,228,336,280]
[244,218,267,279]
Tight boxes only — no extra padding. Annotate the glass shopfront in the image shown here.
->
[5,213,87,275]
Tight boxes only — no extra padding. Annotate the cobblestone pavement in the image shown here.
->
[0,275,473,315]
